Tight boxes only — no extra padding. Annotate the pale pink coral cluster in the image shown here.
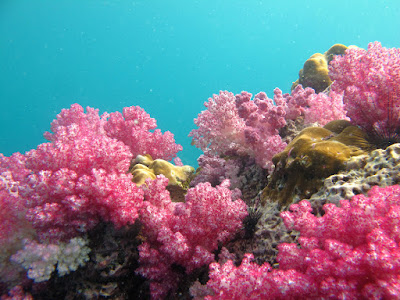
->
[0,154,35,285]
[190,150,241,188]
[190,86,346,171]
[195,185,400,299]
[137,176,247,299]
[283,85,348,126]
[330,42,400,143]
[189,91,248,157]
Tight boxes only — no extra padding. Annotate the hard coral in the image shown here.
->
[130,154,194,187]
[308,142,400,215]
[292,44,348,93]
[263,120,371,205]
[330,42,400,148]
[130,154,195,202]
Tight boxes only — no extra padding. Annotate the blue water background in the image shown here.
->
[1,0,400,167]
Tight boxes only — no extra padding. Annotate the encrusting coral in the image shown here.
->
[263,120,372,206]
[308,142,400,215]
[292,43,348,93]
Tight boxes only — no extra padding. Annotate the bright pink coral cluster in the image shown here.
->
[137,176,247,299]
[9,104,182,242]
[190,87,346,171]
[104,105,182,160]
[19,104,142,241]
[329,42,400,144]
[197,185,400,299]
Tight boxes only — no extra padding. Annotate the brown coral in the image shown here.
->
[262,120,372,206]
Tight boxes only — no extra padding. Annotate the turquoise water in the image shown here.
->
[1,0,399,167]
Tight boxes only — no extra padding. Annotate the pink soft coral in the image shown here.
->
[284,85,347,126]
[104,105,182,160]
[197,185,400,299]
[194,253,315,299]
[20,104,145,242]
[137,176,247,299]
[189,90,287,170]
[189,91,248,157]
[329,42,400,145]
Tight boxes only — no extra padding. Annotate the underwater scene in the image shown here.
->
[1,0,400,299]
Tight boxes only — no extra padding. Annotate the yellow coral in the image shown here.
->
[130,154,195,202]
[292,44,348,93]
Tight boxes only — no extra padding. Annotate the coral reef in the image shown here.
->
[0,103,182,295]
[190,151,268,202]
[20,104,145,242]
[130,154,195,202]
[2,41,400,300]
[190,86,346,171]
[292,43,348,93]
[104,106,183,161]
[189,90,287,171]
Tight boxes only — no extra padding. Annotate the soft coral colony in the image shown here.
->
[0,41,399,299]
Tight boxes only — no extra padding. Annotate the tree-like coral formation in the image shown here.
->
[20,104,145,242]
[292,43,348,93]
[104,106,183,161]
[0,103,183,294]
[11,237,90,283]
[189,90,287,171]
